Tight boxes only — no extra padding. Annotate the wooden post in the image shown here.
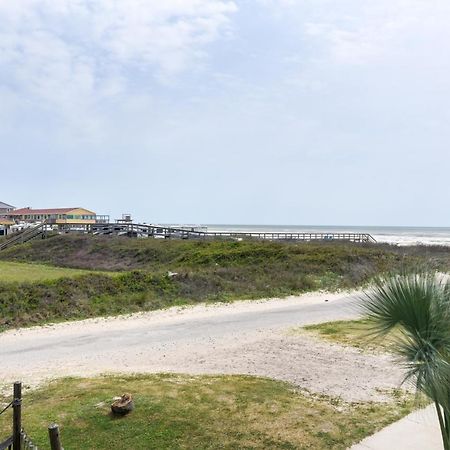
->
[12,382,21,450]
[48,423,63,450]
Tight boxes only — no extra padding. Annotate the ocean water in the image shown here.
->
[207,225,450,247]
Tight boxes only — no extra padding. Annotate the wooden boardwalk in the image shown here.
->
[0,223,377,253]
[90,223,377,243]
[0,223,46,252]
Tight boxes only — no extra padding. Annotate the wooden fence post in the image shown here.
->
[48,423,63,450]
[12,382,21,450]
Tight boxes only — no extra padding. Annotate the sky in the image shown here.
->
[1,0,449,226]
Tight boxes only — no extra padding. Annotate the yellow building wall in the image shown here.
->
[55,219,96,225]
[67,208,96,216]
[61,207,97,224]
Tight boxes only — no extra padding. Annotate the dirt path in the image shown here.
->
[0,291,405,401]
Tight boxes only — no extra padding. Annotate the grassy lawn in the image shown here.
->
[0,261,110,283]
[0,374,415,450]
[301,319,398,353]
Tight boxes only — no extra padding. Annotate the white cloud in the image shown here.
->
[0,0,237,108]
[0,0,237,146]
[259,0,450,67]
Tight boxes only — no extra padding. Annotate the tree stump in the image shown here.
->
[111,393,134,416]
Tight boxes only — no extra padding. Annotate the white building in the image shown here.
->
[0,201,15,216]
[0,202,15,236]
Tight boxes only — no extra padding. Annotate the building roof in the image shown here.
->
[0,201,14,209]
[9,207,93,216]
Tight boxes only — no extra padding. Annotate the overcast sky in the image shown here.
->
[1,0,449,226]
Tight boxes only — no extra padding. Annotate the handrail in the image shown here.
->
[1,221,378,246]
[0,229,36,249]
[91,223,377,243]
[0,223,46,252]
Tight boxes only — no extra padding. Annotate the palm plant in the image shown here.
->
[360,272,450,449]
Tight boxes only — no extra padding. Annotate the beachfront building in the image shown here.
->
[0,202,15,235]
[0,218,14,236]
[8,207,98,226]
[0,201,15,216]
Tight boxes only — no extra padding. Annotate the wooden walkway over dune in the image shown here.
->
[0,222,377,253]
[90,223,377,243]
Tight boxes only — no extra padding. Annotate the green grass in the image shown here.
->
[0,374,416,449]
[0,261,107,283]
[301,319,399,352]
[0,271,176,330]
[3,234,449,277]
[0,235,449,331]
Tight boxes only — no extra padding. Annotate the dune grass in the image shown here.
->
[0,261,110,283]
[0,235,448,332]
[0,374,415,450]
[302,319,399,352]
[3,234,447,277]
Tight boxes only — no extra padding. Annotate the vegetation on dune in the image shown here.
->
[0,236,449,330]
[359,273,450,450]
[2,234,448,275]
[0,374,415,450]
[0,267,316,330]
[0,260,111,283]
[0,271,175,330]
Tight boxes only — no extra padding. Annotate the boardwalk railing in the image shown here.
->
[0,382,63,450]
[0,223,47,252]
[91,223,377,243]
[0,222,377,247]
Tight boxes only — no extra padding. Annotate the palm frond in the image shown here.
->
[359,272,450,412]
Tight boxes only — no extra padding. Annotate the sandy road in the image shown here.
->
[0,291,404,401]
